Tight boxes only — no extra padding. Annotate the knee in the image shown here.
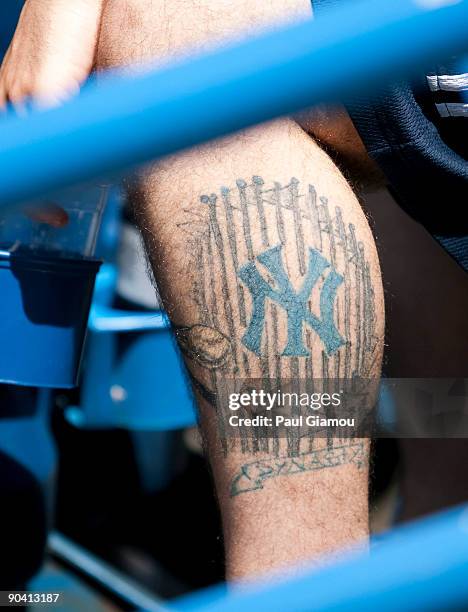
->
[97,0,312,70]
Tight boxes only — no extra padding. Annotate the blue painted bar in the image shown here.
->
[174,504,468,612]
[0,0,467,208]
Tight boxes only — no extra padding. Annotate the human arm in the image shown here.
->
[0,0,104,108]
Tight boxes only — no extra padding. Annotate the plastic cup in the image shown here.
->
[0,183,108,258]
[0,184,108,388]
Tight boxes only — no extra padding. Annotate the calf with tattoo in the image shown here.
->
[1,0,384,581]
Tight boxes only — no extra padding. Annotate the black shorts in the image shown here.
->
[312,0,468,271]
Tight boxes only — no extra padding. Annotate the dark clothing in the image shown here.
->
[313,0,468,271]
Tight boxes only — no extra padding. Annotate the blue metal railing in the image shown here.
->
[173,504,468,611]
[1,1,468,608]
[0,0,467,209]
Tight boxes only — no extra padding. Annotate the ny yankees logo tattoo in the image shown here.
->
[238,245,345,357]
[175,175,381,456]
